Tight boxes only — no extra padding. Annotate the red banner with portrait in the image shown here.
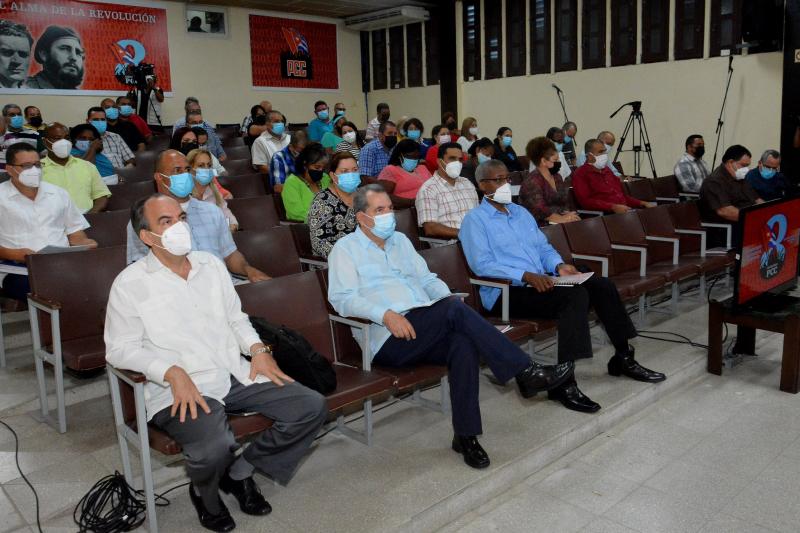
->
[249,14,338,90]
[0,0,171,94]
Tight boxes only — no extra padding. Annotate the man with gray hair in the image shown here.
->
[461,159,665,414]
[252,110,290,174]
[186,109,226,160]
[745,149,792,201]
[0,20,33,88]
[328,183,573,470]
[576,131,623,178]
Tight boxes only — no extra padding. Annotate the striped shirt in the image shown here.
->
[673,153,710,193]
[335,140,361,161]
[269,145,297,188]
[415,172,479,230]
[101,131,135,169]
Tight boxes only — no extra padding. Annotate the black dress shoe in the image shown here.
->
[548,380,601,413]
[188,483,236,532]
[219,474,272,516]
[452,435,491,469]
[608,346,666,383]
[516,361,574,398]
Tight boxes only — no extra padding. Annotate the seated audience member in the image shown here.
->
[673,134,710,193]
[0,143,97,301]
[493,127,522,172]
[252,110,290,174]
[395,117,408,141]
[377,139,432,208]
[745,149,791,202]
[101,98,145,153]
[187,148,237,231]
[360,121,397,180]
[699,144,761,222]
[187,110,226,161]
[334,121,364,160]
[424,125,455,173]
[456,117,479,153]
[403,118,431,160]
[520,137,580,225]
[170,127,202,156]
[328,184,573,469]
[562,121,578,166]
[463,137,495,189]
[282,143,331,222]
[333,102,346,117]
[577,131,623,178]
[270,130,308,193]
[70,124,118,185]
[106,194,326,532]
[442,111,459,134]
[308,100,333,142]
[240,100,271,142]
[86,107,135,168]
[192,127,227,176]
[116,95,152,143]
[545,127,573,179]
[365,102,390,142]
[460,160,665,412]
[1,104,44,169]
[126,149,270,282]
[416,143,478,239]
[308,151,360,257]
[24,106,46,133]
[172,97,208,130]
[321,114,347,153]
[41,123,110,213]
[572,139,654,213]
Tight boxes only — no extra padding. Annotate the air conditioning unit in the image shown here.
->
[344,6,429,31]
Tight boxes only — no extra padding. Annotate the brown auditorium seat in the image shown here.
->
[222,136,246,148]
[624,179,657,203]
[84,210,130,247]
[223,145,252,161]
[395,208,425,250]
[217,173,267,198]
[568,187,603,217]
[115,165,154,183]
[272,192,289,222]
[669,200,734,249]
[147,135,170,151]
[26,246,127,433]
[232,227,304,278]
[651,175,681,203]
[288,223,328,269]
[221,158,254,177]
[667,202,735,265]
[227,196,280,231]
[106,181,157,211]
[131,151,157,173]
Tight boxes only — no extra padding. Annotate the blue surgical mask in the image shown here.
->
[604,143,613,154]
[555,142,564,152]
[91,120,107,135]
[271,122,285,136]
[317,110,329,120]
[120,105,133,116]
[760,167,777,180]
[74,139,91,152]
[194,168,216,186]
[367,212,396,240]
[477,153,491,164]
[407,129,421,141]
[162,172,195,198]
[564,135,573,144]
[336,171,361,193]
[9,115,24,129]
[105,107,119,120]
[502,136,513,147]
[401,157,419,172]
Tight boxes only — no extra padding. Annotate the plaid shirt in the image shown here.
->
[101,131,135,169]
[359,139,391,177]
[415,172,479,229]
[126,198,237,264]
[269,145,296,187]
[673,153,710,193]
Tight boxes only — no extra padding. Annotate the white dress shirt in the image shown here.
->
[0,180,88,283]
[251,132,290,169]
[104,250,264,420]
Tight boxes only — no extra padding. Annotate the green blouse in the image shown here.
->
[282,173,332,222]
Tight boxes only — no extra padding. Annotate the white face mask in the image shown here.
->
[438,134,451,144]
[592,154,609,170]
[735,166,749,180]
[444,161,462,179]
[149,221,192,256]
[468,127,479,136]
[343,131,357,144]
[50,139,73,159]
[17,166,42,188]
[489,182,513,204]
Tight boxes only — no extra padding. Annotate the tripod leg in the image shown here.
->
[615,113,636,171]
[637,113,659,178]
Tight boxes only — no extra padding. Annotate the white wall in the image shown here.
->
[366,85,441,134]
[14,3,367,129]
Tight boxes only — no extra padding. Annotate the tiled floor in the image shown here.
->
[1,282,799,532]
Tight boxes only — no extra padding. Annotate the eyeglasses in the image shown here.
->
[482,176,510,184]
[9,162,42,170]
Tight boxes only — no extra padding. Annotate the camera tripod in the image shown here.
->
[610,101,658,179]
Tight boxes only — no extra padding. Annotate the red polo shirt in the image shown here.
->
[572,163,642,211]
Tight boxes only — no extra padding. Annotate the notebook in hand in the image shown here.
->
[550,272,594,286]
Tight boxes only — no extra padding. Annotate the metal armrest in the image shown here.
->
[571,254,609,277]
[419,236,457,247]
[299,256,328,269]
[611,244,648,276]
[469,276,511,322]
[700,222,732,249]
[679,192,700,199]
[655,196,680,203]
[109,365,148,385]
[328,314,372,370]
[577,209,604,217]
[645,235,680,264]
[674,229,707,256]
[27,294,61,311]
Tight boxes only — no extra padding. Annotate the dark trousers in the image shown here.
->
[491,277,637,363]
[1,274,29,301]
[152,377,327,514]
[373,297,531,437]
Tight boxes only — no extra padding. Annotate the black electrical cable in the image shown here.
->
[0,420,42,533]
[74,472,147,532]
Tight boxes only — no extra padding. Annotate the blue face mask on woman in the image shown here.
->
[477,153,492,164]
[502,136,513,147]
[336,172,361,193]
[555,142,564,152]
[367,212,396,240]
[162,172,195,198]
[406,129,421,141]
[194,168,216,186]
[401,157,419,172]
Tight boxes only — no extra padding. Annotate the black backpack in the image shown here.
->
[248,317,337,394]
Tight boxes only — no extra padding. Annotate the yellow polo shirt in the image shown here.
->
[41,156,111,213]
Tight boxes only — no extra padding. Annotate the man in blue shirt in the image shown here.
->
[460,160,665,414]
[359,121,397,179]
[745,149,793,202]
[328,184,573,470]
[307,100,333,142]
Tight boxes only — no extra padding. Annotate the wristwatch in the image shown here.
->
[252,344,272,356]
